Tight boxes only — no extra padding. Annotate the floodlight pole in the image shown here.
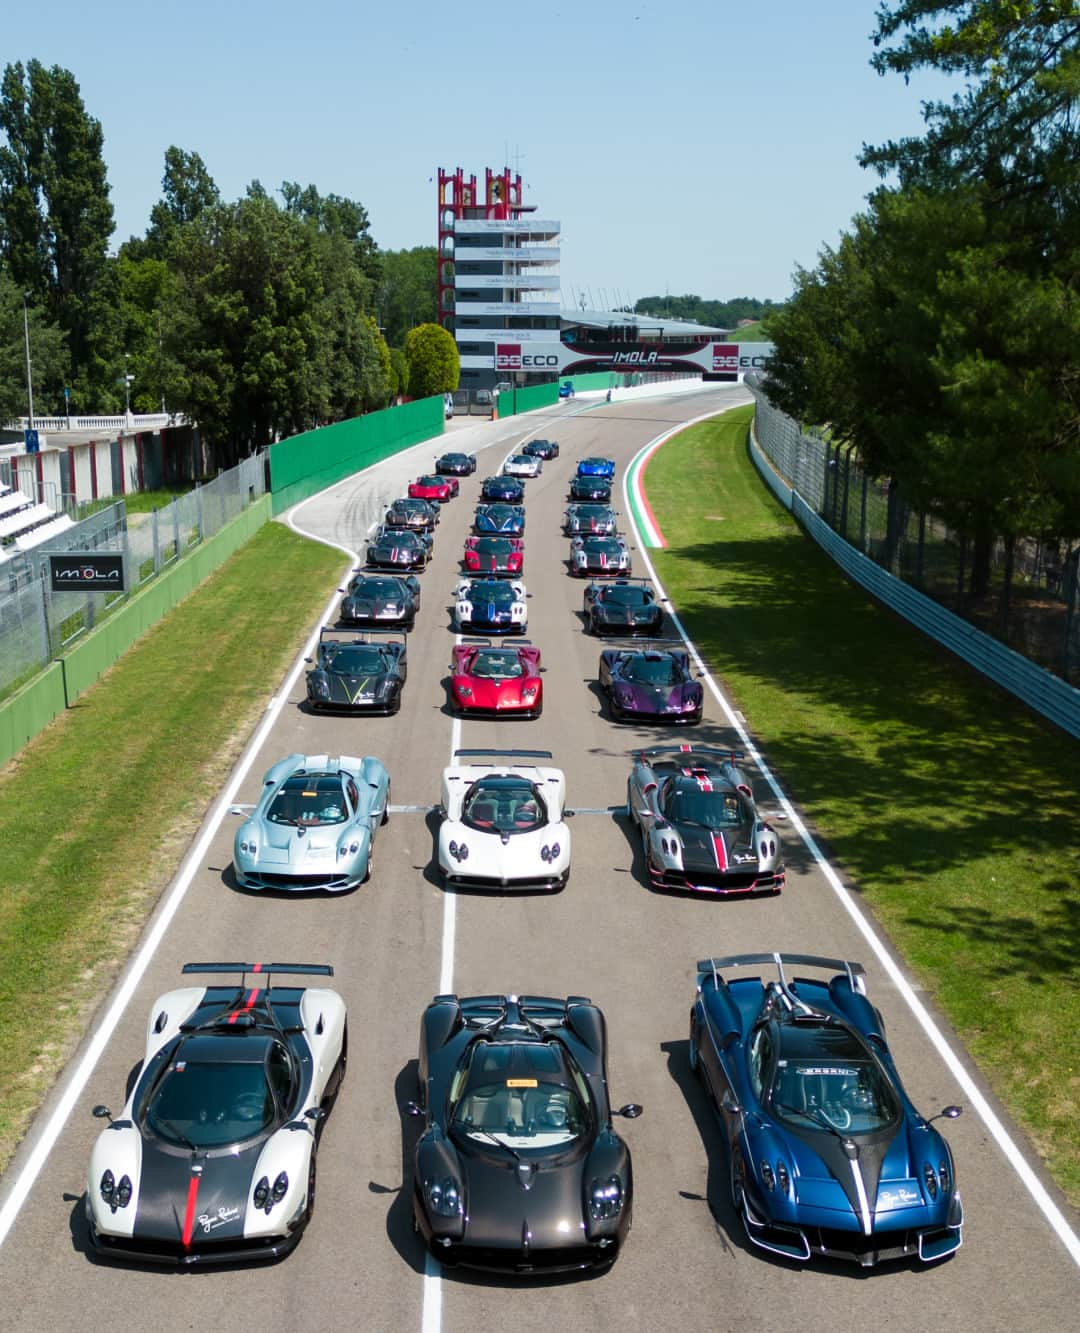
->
[22,292,35,428]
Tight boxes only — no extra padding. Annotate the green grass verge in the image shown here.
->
[0,522,346,1167]
[647,404,1080,1205]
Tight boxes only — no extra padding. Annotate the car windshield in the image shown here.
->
[452,1041,590,1148]
[470,650,524,679]
[440,455,467,466]
[664,784,744,828]
[267,775,347,826]
[601,586,649,606]
[574,506,610,523]
[479,505,519,524]
[624,656,681,685]
[415,476,441,487]
[143,1053,281,1147]
[352,579,403,599]
[468,582,516,606]
[474,539,512,558]
[379,529,421,548]
[584,539,622,556]
[509,456,531,466]
[771,1026,900,1134]
[462,777,545,833]
[322,645,387,674]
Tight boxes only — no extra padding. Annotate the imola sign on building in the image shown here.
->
[48,553,126,593]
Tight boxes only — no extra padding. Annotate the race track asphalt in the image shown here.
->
[0,384,1075,1332]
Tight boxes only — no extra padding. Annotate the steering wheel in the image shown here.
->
[232,1093,266,1122]
[820,1102,852,1130]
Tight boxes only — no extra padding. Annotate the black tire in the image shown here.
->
[626,782,634,822]
[531,697,543,718]
[730,1145,747,1213]
[363,842,374,883]
[688,1014,701,1075]
[327,1022,348,1103]
[304,1153,317,1224]
[382,785,391,825]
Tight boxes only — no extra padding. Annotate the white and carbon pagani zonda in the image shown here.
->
[453,578,529,635]
[86,962,346,1265]
[438,749,571,891]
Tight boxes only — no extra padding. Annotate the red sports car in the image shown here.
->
[462,535,524,577]
[408,474,459,503]
[449,639,543,718]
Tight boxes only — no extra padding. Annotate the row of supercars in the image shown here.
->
[85,430,964,1275]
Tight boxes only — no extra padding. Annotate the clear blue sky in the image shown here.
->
[5,0,953,304]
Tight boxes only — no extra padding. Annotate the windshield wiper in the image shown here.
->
[771,1099,852,1144]
[151,1116,198,1152]
[466,1129,523,1163]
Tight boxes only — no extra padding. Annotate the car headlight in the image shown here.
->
[458,686,473,698]
[775,1160,790,1193]
[99,1169,115,1207]
[682,697,697,711]
[923,1161,938,1200]
[312,678,330,697]
[425,1177,463,1218]
[522,685,538,700]
[239,839,257,856]
[272,1171,288,1204]
[448,841,469,862]
[253,1176,270,1210]
[938,1160,950,1195]
[589,1175,624,1220]
[540,842,561,862]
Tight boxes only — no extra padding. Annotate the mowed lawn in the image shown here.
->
[647,404,1080,1205]
[0,522,347,1167]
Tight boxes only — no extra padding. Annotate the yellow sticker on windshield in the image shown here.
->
[506,1078,538,1088]
[301,790,318,797]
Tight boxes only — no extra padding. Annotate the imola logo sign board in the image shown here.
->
[496,344,523,371]
[48,552,126,593]
[711,343,740,373]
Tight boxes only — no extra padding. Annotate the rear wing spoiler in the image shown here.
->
[635,744,744,762]
[695,953,866,996]
[602,636,684,650]
[319,627,405,643]
[182,962,335,979]
[454,749,552,761]
[457,638,533,647]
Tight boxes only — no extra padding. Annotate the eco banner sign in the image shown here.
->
[48,552,126,593]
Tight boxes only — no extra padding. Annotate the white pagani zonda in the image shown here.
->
[453,578,529,635]
[86,962,346,1266]
[438,749,572,891]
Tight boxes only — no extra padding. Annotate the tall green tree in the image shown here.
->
[404,322,458,398]
[0,274,67,421]
[138,146,219,259]
[0,60,117,405]
[376,246,437,348]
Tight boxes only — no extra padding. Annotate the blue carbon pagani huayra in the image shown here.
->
[689,953,963,1266]
[305,628,407,714]
[407,992,641,1274]
[86,962,346,1265]
[233,753,389,891]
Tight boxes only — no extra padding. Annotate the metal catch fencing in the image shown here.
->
[0,454,265,701]
[748,384,1080,690]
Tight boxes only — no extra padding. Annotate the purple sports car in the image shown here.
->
[598,642,703,723]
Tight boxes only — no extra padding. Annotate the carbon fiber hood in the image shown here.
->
[132,1142,260,1244]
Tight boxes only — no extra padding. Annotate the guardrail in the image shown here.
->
[748,412,1080,739]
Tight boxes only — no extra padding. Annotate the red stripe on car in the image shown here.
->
[181,1171,201,1248]
[712,833,728,869]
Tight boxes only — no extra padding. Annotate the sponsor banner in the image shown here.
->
[711,343,740,374]
[495,343,522,371]
[48,552,126,592]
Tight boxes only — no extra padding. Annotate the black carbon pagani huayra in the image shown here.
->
[408,993,641,1274]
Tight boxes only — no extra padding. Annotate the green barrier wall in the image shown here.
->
[0,495,271,768]
[269,396,444,514]
[494,383,559,419]
[562,371,619,392]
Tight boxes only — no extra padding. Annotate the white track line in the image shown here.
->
[622,420,1080,1268]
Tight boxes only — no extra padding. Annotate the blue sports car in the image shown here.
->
[474,503,525,535]
[576,457,615,479]
[689,953,963,1267]
[480,475,525,504]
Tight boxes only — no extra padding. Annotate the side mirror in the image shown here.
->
[930,1105,963,1123]
[92,1104,113,1121]
[304,1106,326,1123]
[304,657,313,664]
[720,1091,742,1116]
[615,1103,642,1119]
[403,1100,424,1118]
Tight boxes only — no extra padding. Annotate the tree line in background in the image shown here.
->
[633,294,786,328]
[0,59,453,467]
[762,1,1080,597]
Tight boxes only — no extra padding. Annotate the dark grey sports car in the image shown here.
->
[407,993,641,1274]
[435,452,477,476]
[385,497,440,531]
[339,573,420,628]
[569,474,612,502]
[305,629,407,714]
[583,580,664,636]
[366,527,431,571]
